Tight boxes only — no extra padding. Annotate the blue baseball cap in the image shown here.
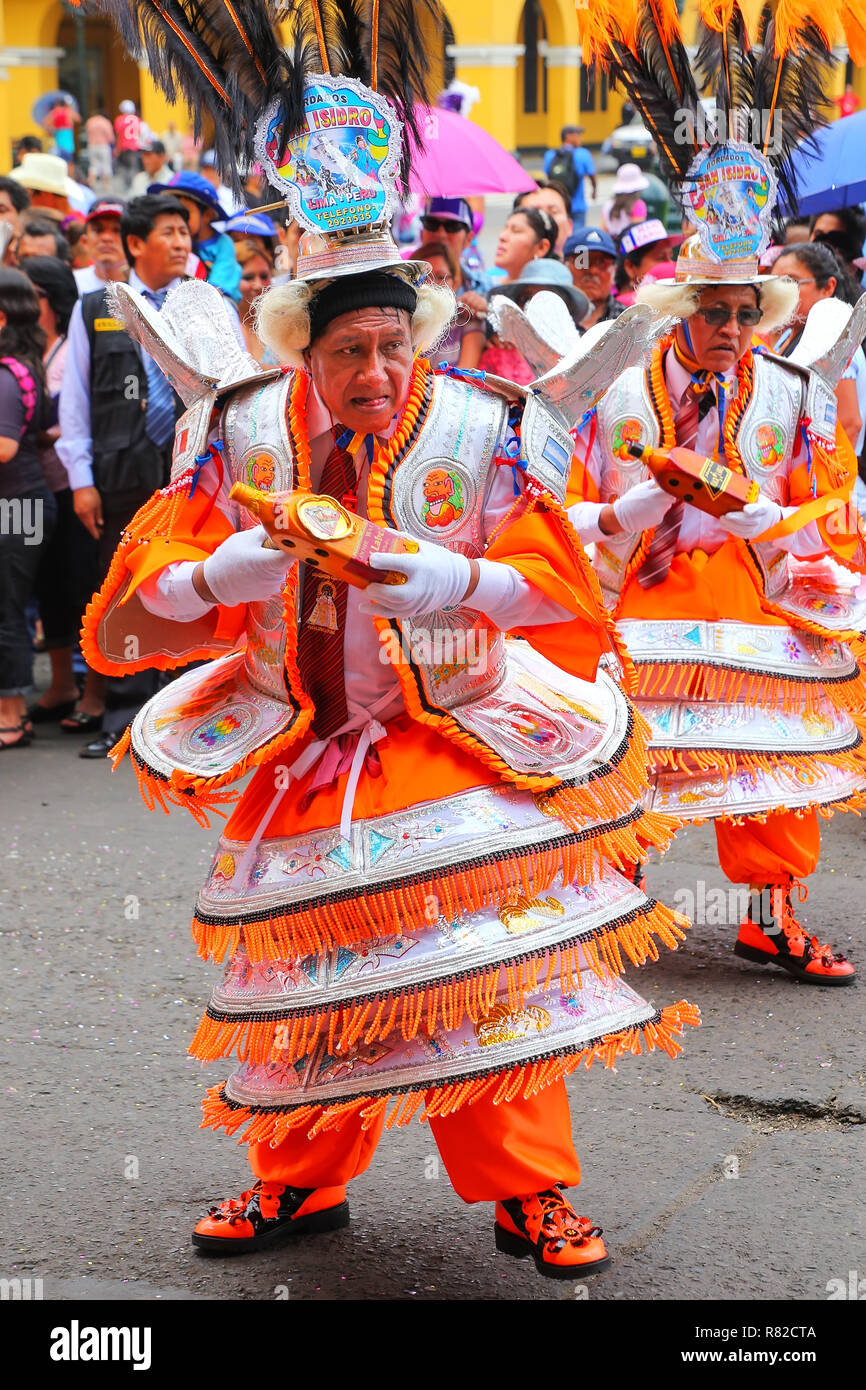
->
[225,211,277,238]
[563,226,617,260]
[151,171,229,221]
[423,197,473,230]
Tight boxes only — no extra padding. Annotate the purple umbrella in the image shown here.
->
[407,105,536,198]
[782,111,866,217]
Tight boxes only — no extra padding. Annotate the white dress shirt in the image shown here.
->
[57,271,246,491]
[73,265,108,297]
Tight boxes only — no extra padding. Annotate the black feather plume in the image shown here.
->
[604,37,700,188]
[88,0,446,197]
[750,16,836,211]
[695,5,757,144]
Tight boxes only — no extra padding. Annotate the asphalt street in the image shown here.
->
[2,700,864,1304]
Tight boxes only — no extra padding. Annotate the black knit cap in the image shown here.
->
[308,271,417,341]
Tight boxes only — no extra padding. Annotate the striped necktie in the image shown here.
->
[636,386,713,589]
[141,286,175,448]
[296,432,357,738]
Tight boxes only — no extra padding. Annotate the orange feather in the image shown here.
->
[839,1,866,65]
[575,0,628,67]
[771,0,837,55]
[697,0,737,31]
[645,0,685,44]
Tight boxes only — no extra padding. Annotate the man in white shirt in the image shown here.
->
[130,141,174,198]
[58,194,193,755]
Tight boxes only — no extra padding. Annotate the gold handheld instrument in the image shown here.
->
[229,484,418,587]
[627,444,759,518]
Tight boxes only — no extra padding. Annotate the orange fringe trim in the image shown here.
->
[715,786,866,828]
[191,805,677,964]
[188,899,690,1066]
[79,481,233,680]
[199,1000,702,1145]
[105,728,238,829]
[634,658,866,716]
[652,738,866,783]
[535,703,662,827]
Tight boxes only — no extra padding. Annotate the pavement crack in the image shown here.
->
[700,1091,865,1132]
[596,1134,764,1275]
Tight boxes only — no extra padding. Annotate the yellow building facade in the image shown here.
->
[0,0,863,169]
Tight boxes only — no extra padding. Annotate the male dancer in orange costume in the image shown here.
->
[568,0,866,984]
[84,0,698,1282]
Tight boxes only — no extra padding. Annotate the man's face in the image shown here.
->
[420,215,470,262]
[567,248,615,304]
[306,306,414,437]
[83,216,125,272]
[141,151,164,176]
[0,191,22,238]
[679,286,761,374]
[127,212,191,285]
[519,189,571,253]
[17,232,57,259]
[566,131,583,147]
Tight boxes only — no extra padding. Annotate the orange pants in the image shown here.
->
[715,809,821,885]
[248,1080,581,1204]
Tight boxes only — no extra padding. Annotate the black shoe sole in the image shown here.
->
[734,941,856,986]
[494,1223,611,1278]
[27,699,77,723]
[192,1200,350,1255]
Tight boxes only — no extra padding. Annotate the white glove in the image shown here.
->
[612,479,675,533]
[718,495,783,540]
[201,524,295,606]
[359,537,471,618]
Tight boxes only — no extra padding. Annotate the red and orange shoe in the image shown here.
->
[494,1185,610,1278]
[734,883,855,987]
[192,1181,349,1255]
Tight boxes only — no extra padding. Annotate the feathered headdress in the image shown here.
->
[78,2,443,194]
[576,0,864,277]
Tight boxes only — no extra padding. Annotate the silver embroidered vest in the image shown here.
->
[592,352,816,607]
[215,368,573,715]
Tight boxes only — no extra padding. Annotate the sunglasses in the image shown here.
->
[697,305,763,327]
[421,216,468,233]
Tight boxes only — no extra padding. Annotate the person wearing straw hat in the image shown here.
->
[570,0,866,990]
[81,0,699,1279]
[8,153,74,223]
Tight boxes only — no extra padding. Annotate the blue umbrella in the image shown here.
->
[32,90,80,127]
[782,111,866,217]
